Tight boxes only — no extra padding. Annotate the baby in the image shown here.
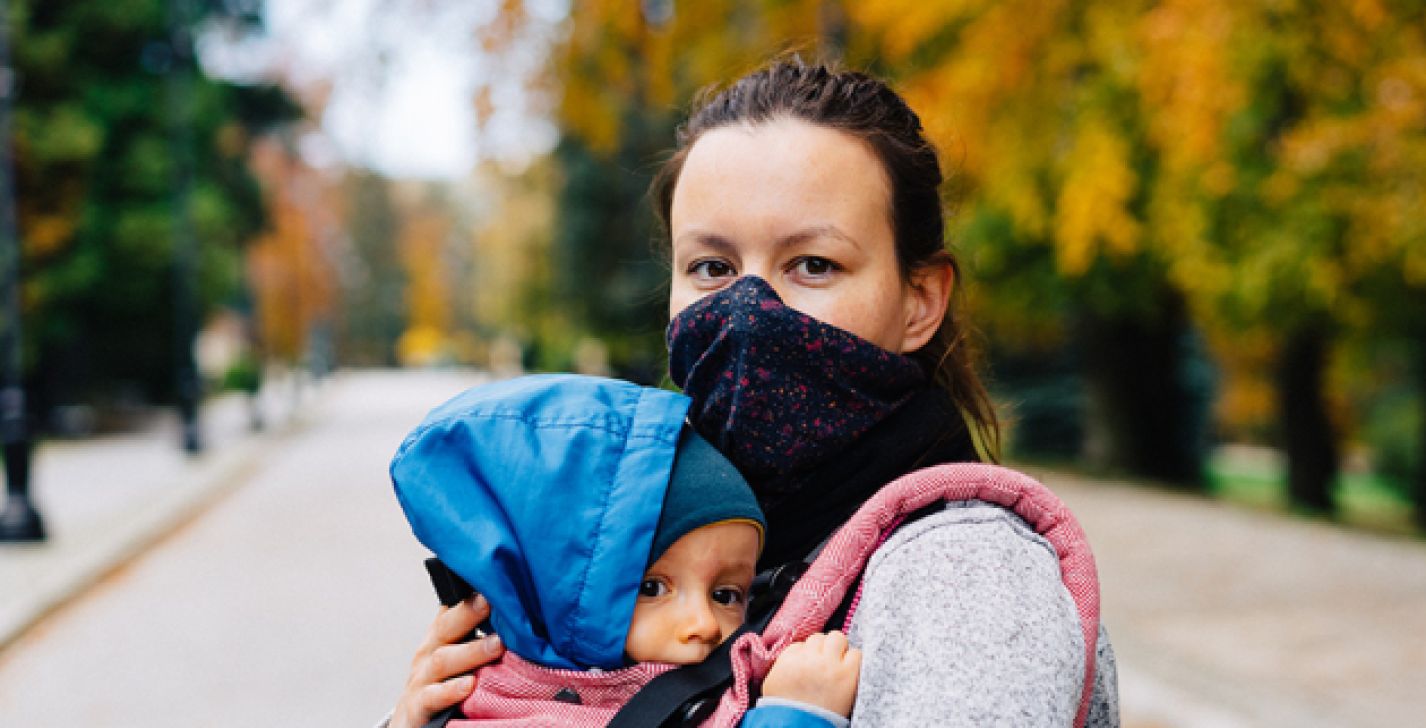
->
[392,374,859,727]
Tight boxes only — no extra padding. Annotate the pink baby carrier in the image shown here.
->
[452,463,1101,727]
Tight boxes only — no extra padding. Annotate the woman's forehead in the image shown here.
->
[671,119,892,233]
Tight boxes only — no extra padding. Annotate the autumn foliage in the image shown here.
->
[536,0,1426,518]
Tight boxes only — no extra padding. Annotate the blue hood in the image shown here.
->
[390,374,690,670]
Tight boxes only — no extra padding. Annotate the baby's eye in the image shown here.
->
[688,258,736,280]
[639,579,669,598]
[710,587,745,607]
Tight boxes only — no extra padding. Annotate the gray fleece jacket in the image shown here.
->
[846,500,1119,727]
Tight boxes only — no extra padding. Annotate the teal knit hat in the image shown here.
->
[649,427,766,565]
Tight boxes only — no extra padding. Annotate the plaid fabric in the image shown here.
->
[703,463,1101,728]
[452,652,675,726]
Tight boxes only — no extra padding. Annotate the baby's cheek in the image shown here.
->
[624,608,657,661]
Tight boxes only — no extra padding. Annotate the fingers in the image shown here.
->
[414,674,475,716]
[393,596,501,728]
[424,594,492,650]
[391,671,479,728]
[760,630,862,717]
[419,634,504,685]
[797,630,854,659]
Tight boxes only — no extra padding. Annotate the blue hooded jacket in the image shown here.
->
[390,374,690,671]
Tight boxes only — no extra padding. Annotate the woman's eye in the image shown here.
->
[710,587,745,606]
[639,579,669,598]
[688,259,736,280]
[791,256,840,278]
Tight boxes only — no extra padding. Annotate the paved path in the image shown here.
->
[0,372,311,650]
[1041,468,1426,727]
[1,369,1422,726]
[0,369,488,726]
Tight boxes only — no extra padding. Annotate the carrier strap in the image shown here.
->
[605,625,751,728]
[421,704,463,728]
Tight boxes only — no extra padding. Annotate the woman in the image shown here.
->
[391,59,1119,727]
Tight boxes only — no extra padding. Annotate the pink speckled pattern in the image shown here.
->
[667,276,926,486]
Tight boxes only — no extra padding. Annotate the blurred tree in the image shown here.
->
[11,0,297,424]
[846,0,1209,485]
[467,159,559,368]
[497,0,1426,521]
[1132,0,1426,514]
[520,0,832,380]
[245,134,339,370]
[338,171,405,366]
[393,184,459,366]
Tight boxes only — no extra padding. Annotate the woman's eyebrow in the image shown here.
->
[777,225,861,252]
[675,225,861,254]
[673,231,736,255]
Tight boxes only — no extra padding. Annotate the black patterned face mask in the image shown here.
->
[666,276,927,489]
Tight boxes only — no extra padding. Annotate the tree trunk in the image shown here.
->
[1078,292,1206,486]
[1414,333,1426,532]
[1275,324,1338,514]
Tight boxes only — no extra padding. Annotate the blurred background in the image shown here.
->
[0,1,1423,726]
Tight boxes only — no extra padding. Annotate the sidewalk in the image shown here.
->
[0,373,322,651]
[4,375,1423,726]
[1039,467,1426,727]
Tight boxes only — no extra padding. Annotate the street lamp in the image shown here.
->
[168,0,201,454]
[0,0,42,542]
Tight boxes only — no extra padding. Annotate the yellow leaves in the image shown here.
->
[1407,242,1426,286]
[846,0,987,63]
[560,79,621,154]
[397,325,449,367]
[399,210,453,337]
[1053,118,1142,276]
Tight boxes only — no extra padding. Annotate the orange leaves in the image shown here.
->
[1137,0,1244,175]
[245,138,340,362]
[21,214,75,260]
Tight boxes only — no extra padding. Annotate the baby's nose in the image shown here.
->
[678,598,722,644]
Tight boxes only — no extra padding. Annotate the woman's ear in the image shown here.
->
[900,259,954,354]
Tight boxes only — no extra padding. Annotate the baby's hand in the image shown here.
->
[760,630,862,717]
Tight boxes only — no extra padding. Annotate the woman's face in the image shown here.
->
[668,118,948,354]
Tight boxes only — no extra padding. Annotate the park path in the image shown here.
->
[1,369,1422,726]
[0,369,488,726]
[1043,467,1426,727]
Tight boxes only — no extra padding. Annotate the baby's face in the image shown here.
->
[624,521,760,664]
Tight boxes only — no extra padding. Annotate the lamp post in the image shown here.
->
[0,0,42,542]
[168,0,201,454]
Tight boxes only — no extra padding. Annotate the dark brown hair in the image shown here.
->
[652,58,1000,459]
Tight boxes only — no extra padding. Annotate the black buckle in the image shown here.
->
[748,559,808,627]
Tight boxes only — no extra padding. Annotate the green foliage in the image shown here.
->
[546,129,673,380]
[11,0,299,415]
[339,171,407,366]
[220,353,261,394]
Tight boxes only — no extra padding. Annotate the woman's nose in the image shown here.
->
[677,598,722,644]
[735,273,789,304]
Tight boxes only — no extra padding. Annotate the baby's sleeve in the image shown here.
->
[741,697,849,728]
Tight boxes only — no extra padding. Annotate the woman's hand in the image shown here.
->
[761,630,862,718]
[390,595,505,728]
